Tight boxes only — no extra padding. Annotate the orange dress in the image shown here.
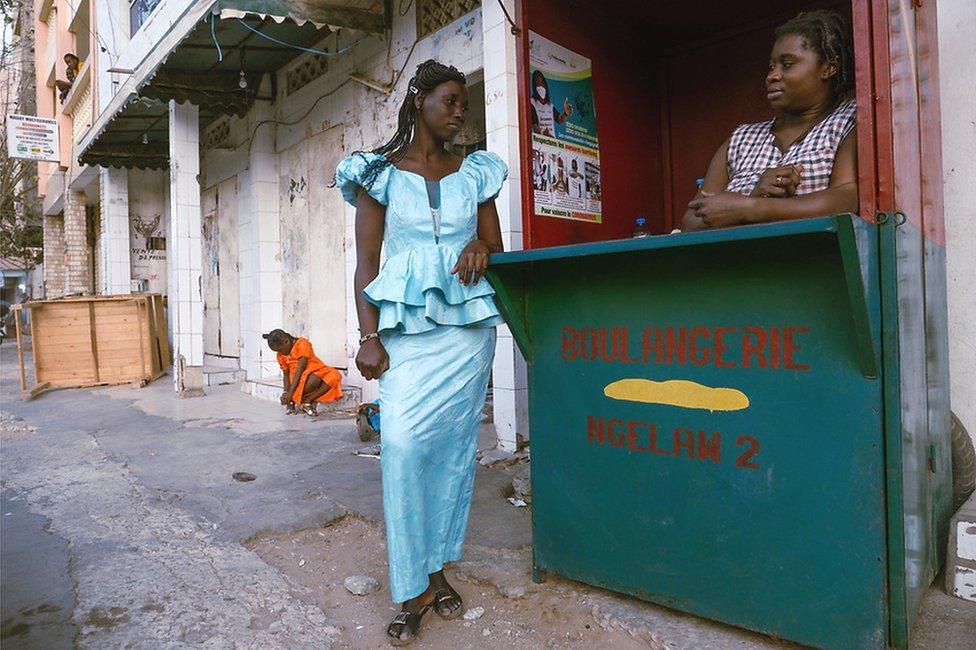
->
[276,338,343,404]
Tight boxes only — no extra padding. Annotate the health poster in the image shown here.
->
[528,32,601,224]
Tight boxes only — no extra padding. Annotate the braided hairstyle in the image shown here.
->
[774,10,854,98]
[355,59,467,192]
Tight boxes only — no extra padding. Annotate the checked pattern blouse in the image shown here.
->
[726,98,856,196]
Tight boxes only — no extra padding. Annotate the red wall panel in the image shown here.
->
[522,1,663,248]
[520,0,853,247]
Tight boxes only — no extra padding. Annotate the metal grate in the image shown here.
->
[286,53,330,95]
[417,0,481,39]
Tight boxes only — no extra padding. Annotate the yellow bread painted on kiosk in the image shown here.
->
[603,378,750,412]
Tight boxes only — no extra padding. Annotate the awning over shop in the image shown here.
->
[217,0,389,33]
[78,0,388,169]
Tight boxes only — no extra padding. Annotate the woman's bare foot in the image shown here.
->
[387,587,436,645]
[428,570,463,619]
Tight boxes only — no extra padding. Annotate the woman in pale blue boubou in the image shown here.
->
[335,59,507,645]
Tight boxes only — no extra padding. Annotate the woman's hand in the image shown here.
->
[280,392,291,405]
[356,338,390,381]
[687,191,758,229]
[452,240,491,286]
[751,164,803,198]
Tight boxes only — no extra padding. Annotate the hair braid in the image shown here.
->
[354,60,466,192]
[774,10,855,97]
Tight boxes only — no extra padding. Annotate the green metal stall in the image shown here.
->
[486,214,950,649]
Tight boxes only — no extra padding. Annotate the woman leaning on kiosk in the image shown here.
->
[683,10,858,231]
[335,60,507,645]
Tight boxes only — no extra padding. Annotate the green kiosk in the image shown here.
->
[486,214,951,649]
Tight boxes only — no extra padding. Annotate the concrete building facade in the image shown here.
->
[40,0,529,447]
[29,0,975,451]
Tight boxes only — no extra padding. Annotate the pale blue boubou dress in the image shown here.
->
[336,150,508,603]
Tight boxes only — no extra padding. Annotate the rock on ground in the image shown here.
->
[343,575,380,596]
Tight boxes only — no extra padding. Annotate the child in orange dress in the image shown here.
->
[263,329,342,415]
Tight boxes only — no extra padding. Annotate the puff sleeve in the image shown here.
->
[334,152,394,206]
[464,150,508,203]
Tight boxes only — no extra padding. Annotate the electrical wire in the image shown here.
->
[236,19,365,56]
[390,37,420,91]
[238,78,353,158]
[495,0,519,34]
[210,14,223,62]
[68,6,118,66]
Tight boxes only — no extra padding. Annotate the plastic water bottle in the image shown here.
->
[633,216,650,238]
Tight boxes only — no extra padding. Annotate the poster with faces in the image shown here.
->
[528,32,602,224]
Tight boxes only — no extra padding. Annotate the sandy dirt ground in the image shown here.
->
[247,515,656,649]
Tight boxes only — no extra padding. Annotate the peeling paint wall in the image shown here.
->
[198,5,488,391]
[275,7,486,396]
[278,126,346,367]
[201,177,241,359]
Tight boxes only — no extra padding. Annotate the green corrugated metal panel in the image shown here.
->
[880,213,909,647]
[879,213,954,646]
[486,214,947,648]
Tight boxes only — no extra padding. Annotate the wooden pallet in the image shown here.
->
[12,294,170,400]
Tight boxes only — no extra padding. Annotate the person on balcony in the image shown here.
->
[55,53,83,103]
[683,10,857,231]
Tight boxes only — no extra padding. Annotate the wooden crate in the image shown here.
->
[12,294,171,399]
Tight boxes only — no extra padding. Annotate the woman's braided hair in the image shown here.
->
[354,59,466,192]
[774,10,855,97]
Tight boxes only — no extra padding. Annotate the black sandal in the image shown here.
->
[387,603,432,646]
[433,587,463,620]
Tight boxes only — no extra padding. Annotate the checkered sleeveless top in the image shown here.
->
[726,98,856,196]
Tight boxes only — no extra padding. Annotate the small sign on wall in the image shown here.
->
[6,114,60,162]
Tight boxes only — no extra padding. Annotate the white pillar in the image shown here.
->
[938,0,976,448]
[99,167,132,294]
[483,1,529,452]
[168,100,205,395]
[239,82,283,382]
[63,190,93,295]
